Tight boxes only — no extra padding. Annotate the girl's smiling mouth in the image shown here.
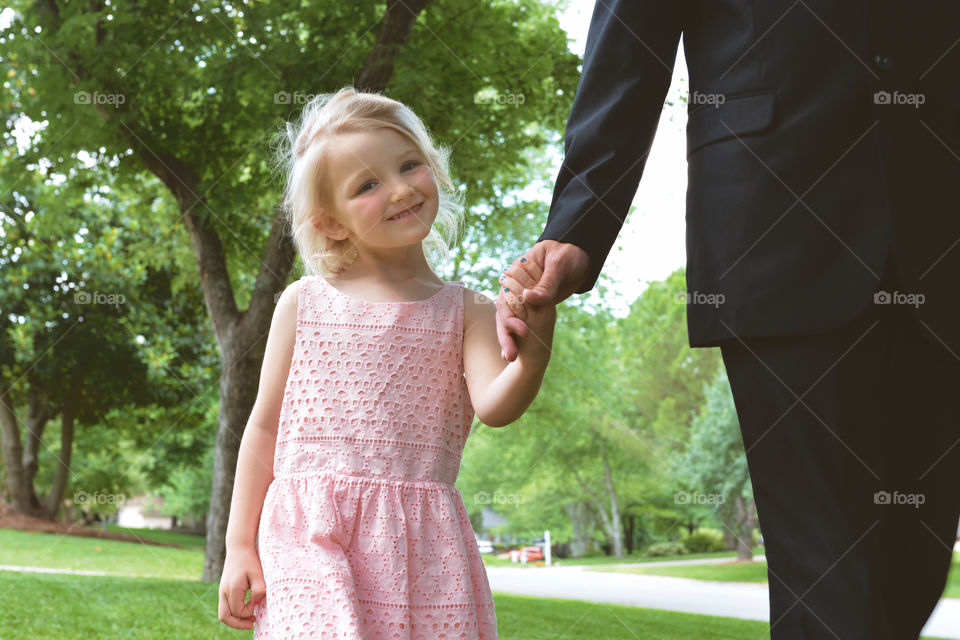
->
[388,202,422,221]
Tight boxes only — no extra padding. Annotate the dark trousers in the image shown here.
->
[719,255,960,640]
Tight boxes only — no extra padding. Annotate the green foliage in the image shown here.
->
[681,530,727,553]
[675,366,754,538]
[644,541,688,557]
[157,444,215,528]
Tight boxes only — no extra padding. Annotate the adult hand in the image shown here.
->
[496,240,590,361]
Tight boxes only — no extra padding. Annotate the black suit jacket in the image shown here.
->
[538,0,960,349]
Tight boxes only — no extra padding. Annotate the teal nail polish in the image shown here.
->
[520,258,527,263]
[503,287,509,293]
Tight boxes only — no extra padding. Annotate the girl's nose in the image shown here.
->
[390,181,415,202]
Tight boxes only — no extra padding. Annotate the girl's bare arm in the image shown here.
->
[223,280,300,551]
[462,288,556,427]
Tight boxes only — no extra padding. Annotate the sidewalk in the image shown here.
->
[485,564,960,639]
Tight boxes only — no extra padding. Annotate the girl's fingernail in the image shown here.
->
[503,287,509,293]
[520,258,527,263]
[501,350,506,359]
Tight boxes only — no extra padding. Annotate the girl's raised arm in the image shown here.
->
[462,288,556,428]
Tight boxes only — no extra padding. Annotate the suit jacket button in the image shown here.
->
[873,54,894,71]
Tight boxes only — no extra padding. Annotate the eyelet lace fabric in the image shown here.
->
[253,276,498,639]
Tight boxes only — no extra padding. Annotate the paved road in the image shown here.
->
[485,564,960,639]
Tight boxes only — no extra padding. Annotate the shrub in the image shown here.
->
[644,541,688,557]
[682,531,727,553]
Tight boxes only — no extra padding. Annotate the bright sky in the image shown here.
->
[553,0,689,314]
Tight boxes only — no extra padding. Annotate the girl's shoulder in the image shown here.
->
[462,286,495,333]
[272,279,305,321]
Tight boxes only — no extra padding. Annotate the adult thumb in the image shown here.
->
[523,271,559,305]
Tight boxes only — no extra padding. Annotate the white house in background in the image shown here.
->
[117,495,176,529]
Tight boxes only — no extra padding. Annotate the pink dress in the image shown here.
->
[253,276,498,639]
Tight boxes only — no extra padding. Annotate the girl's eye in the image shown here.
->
[356,161,420,194]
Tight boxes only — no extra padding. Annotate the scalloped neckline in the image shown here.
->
[317,276,450,305]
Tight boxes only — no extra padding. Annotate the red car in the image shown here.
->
[509,546,545,563]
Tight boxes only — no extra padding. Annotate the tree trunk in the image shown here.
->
[43,373,82,519]
[23,385,53,514]
[564,501,594,558]
[202,341,269,581]
[734,494,756,561]
[0,393,35,515]
[601,453,624,558]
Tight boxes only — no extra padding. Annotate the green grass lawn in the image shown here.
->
[0,528,953,639]
[0,570,766,640]
[596,554,960,599]
[0,528,203,580]
[0,571,951,640]
[104,524,206,549]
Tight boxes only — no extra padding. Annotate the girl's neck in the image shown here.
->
[336,245,441,287]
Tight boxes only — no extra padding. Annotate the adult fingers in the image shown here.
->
[499,277,527,321]
[501,255,543,292]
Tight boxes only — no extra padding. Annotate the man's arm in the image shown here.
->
[538,0,685,294]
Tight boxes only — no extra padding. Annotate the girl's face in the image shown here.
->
[314,127,440,255]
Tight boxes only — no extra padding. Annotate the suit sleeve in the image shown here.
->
[538,0,684,294]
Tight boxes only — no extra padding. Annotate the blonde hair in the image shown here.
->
[275,87,464,276]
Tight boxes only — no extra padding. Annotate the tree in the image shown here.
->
[678,366,757,560]
[0,144,212,520]
[4,0,580,579]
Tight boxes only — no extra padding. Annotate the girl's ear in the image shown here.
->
[312,209,351,241]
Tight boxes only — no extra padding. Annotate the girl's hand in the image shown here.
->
[518,299,557,359]
[498,259,543,323]
[218,546,267,630]
[500,264,556,357]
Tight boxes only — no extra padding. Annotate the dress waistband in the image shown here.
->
[271,470,457,490]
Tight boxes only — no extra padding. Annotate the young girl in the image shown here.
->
[217,87,555,639]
